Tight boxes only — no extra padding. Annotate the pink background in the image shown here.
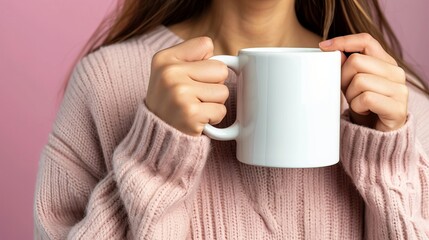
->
[0,0,428,239]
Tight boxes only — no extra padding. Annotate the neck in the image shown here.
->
[170,0,321,55]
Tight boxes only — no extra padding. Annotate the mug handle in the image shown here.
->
[203,55,240,141]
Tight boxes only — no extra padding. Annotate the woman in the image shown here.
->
[34,0,429,239]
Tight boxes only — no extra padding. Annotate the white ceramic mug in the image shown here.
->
[203,48,341,168]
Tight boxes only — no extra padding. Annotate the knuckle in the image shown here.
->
[194,124,205,135]
[160,65,182,85]
[218,104,227,117]
[211,105,227,125]
[352,74,366,89]
[152,50,169,68]
[360,33,373,43]
[171,83,191,98]
[219,84,230,100]
[361,92,374,106]
[344,90,352,102]
[197,36,214,53]
[183,103,199,119]
[347,53,361,66]
[346,75,365,101]
[216,62,230,80]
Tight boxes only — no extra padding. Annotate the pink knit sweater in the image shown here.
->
[34,26,429,239]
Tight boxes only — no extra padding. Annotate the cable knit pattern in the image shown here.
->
[340,113,429,239]
[34,25,429,239]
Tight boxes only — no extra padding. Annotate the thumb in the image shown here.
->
[319,41,347,65]
[171,37,214,62]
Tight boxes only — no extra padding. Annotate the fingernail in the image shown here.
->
[319,39,333,48]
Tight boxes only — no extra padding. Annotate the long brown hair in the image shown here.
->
[70,0,428,92]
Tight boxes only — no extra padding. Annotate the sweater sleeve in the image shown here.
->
[34,55,211,239]
[112,103,211,238]
[340,111,429,239]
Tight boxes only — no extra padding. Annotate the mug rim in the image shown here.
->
[239,47,338,55]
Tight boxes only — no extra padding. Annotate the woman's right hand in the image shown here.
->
[145,37,230,136]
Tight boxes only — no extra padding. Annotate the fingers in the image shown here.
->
[341,53,406,91]
[147,37,232,136]
[319,33,397,66]
[175,101,227,135]
[167,81,229,104]
[198,103,228,125]
[349,91,407,128]
[194,82,230,103]
[320,33,408,131]
[345,73,408,103]
[184,60,230,83]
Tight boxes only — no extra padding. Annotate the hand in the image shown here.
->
[145,37,229,136]
[319,33,408,132]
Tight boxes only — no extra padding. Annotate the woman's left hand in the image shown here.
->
[319,33,408,132]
